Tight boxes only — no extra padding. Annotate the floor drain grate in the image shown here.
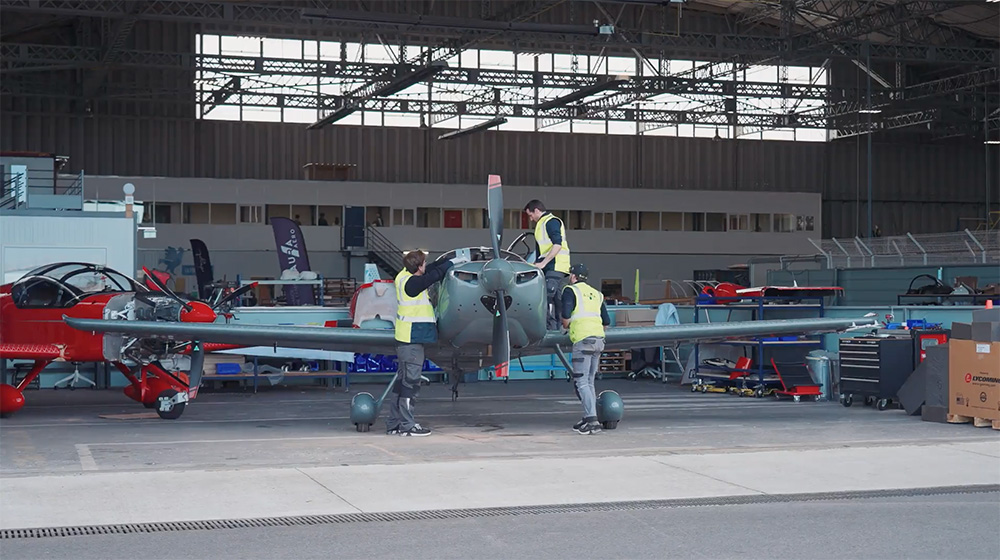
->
[3,484,996,540]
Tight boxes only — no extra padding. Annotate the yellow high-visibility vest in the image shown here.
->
[394,269,435,343]
[534,213,570,274]
[568,282,605,343]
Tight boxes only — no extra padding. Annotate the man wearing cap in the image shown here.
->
[561,263,611,435]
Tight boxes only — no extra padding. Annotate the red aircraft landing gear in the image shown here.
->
[0,360,50,418]
[113,362,190,420]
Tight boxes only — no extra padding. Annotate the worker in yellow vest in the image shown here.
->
[524,199,571,330]
[388,249,468,436]
[561,263,611,435]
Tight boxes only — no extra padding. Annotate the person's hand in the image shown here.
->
[533,262,545,270]
[450,256,470,266]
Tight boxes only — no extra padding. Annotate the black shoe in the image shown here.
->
[386,425,400,435]
[576,422,602,435]
[572,419,588,432]
[398,424,431,437]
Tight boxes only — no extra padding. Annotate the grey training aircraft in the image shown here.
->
[65,174,877,431]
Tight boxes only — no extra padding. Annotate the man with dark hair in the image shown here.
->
[524,199,571,330]
[387,249,468,436]
[561,263,611,435]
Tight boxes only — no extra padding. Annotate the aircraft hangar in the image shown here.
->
[1,1,999,557]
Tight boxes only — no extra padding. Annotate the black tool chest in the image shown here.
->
[838,336,914,410]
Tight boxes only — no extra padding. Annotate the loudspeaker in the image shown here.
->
[896,363,926,416]
[923,344,949,409]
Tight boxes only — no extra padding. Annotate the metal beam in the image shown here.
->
[3,1,996,65]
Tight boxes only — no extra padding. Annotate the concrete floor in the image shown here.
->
[1,378,998,557]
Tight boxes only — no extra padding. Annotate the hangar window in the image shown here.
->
[751,213,771,232]
[465,208,487,229]
[367,207,388,227]
[152,203,179,224]
[266,204,290,224]
[505,209,529,230]
[240,205,263,224]
[183,203,210,224]
[211,203,237,225]
[568,210,590,230]
[729,214,749,232]
[706,213,727,232]
[593,212,614,229]
[638,212,659,231]
[774,213,797,233]
[318,205,342,226]
[661,212,683,231]
[392,208,414,226]
[615,211,636,231]
[417,207,441,228]
[194,34,831,142]
[684,212,704,232]
[292,205,315,226]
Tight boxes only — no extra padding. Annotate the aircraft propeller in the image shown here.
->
[485,174,511,378]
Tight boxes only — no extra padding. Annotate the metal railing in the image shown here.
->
[808,229,1000,268]
[0,173,25,209]
[365,224,404,276]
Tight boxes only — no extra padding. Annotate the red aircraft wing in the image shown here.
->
[0,343,64,361]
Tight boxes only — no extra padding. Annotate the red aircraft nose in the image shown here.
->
[180,301,217,323]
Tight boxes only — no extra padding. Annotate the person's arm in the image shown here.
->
[560,286,575,329]
[404,260,454,297]
[535,218,564,269]
[600,301,611,326]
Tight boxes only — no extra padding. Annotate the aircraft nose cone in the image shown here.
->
[480,258,515,293]
[180,301,217,323]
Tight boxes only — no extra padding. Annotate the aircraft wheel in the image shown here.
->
[596,390,624,427]
[356,423,371,433]
[350,392,377,430]
[601,420,619,430]
[155,389,185,420]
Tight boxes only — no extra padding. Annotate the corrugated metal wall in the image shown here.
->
[1,112,993,237]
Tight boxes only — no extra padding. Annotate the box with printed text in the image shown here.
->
[948,340,1000,421]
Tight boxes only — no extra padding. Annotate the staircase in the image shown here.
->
[365,225,404,278]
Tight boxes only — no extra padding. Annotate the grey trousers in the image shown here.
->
[571,336,605,422]
[544,270,569,331]
[387,343,424,431]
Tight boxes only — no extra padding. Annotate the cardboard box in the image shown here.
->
[972,308,1000,323]
[951,322,973,340]
[971,321,1000,343]
[614,308,658,327]
[948,340,1000,421]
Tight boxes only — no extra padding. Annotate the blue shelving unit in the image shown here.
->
[691,295,827,392]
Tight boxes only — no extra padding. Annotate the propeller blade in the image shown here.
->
[142,266,193,312]
[491,290,510,378]
[487,174,503,260]
[186,342,206,399]
[212,282,257,311]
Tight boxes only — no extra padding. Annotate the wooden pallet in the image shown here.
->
[947,414,1000,430]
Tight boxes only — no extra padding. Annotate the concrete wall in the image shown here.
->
[90,175,821,298]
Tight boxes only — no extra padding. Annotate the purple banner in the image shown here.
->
[270,217,316,306]
[189,239,214,301]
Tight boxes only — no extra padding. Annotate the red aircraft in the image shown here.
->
[0,262,252,419]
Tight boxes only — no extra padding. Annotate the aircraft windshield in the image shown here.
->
[21,263,144,294]
[436,247,525,263]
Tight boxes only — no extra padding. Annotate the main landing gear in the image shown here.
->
[114,362,190,420]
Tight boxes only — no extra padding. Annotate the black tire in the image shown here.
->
[602,420,618,430]
[356,423,371,432]
[755,387,764,398]
[876,398,889,411]
[154,389,186,420]
[842,394,853,407]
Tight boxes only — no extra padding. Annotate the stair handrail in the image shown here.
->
[365,225,404,274]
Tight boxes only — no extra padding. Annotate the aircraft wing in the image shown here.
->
[537,316,877,350]
[0,343,64,361]
[63,318,399,353]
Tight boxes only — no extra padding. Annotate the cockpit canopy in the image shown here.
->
[9,262,146,309]
[436,247,526,264]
